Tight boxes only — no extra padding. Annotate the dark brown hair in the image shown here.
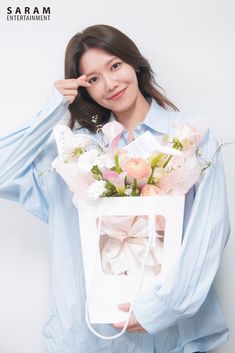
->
[65,24,179,132]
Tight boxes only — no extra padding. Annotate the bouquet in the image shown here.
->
[52,117,208,200]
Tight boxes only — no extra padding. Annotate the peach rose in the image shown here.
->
[124,158,151,179]
[141,184,160,196]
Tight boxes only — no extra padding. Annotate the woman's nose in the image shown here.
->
[103,74,118,91]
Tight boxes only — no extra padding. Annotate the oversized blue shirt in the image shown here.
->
[0,86,230,353]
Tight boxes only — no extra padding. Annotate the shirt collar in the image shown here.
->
[109,97,170,135]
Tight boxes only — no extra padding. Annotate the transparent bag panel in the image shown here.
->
[96,215,165,276]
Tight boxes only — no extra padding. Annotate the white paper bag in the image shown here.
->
[77,195,185,324]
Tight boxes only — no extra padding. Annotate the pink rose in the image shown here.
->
[124,158,151,179]
[140,184,160,196]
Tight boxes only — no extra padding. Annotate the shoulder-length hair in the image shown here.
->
[64,24,179,132]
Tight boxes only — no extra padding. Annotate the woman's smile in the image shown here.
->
[107,87,127,100]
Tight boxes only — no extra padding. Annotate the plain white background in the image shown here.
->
[0,0,234,352]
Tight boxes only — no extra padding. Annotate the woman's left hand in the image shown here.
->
[112,303,146,333]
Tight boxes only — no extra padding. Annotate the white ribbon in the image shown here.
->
[99,215,164,276]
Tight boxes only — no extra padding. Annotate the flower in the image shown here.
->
[124,186,133,196]
[173,117,208,151]
[124,158,152,179]
[103,170,127,195]
[102,121,125,152]
[88,180,106,200]
[141,184,160,196]
[61,141,82,161]
[174,123,199,141]
[60,136,92,163]
[77,149,99,172]
[53,121,210,200]
[95,152,115,170]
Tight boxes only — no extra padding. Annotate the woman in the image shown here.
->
[0,24,230,353]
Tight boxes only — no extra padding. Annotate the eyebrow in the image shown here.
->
[85,56,119,76]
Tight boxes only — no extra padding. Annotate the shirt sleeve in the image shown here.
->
[133,127,231,334]
[0,86,68,223]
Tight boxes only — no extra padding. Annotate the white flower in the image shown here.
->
[95,152,115,169]
[124,187,132,196]
[88,180,106,200]
[61,136,93,162]
[62,136,91,152]
[77,149,99,172]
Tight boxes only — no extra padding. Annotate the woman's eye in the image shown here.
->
[88,77,99,84]
[112,62,121,70]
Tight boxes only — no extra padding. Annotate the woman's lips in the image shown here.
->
[108,88,126,100]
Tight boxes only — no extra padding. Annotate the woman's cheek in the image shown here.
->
[122,67,136,80]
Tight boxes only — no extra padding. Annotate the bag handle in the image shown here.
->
[85,207,156,340]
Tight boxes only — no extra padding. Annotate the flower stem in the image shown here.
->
[162,140,183,168]
[114,154,122,174]
[148,153,164,184]
[131,179,139,196]
[133,178,137,190]
[148,141,183,183]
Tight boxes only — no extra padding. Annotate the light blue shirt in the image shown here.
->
[0,86,230,353]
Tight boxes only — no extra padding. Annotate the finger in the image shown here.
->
[54,79,79,89]
[77,75,91,87]
[55,78,90,90]
[112,315,136,329]
[80,82,91,88]
[59,89,78,96]
[112,322,146,333]
[127,327,146,333]
[112,321,125,329]
[77,80,91,87]
[77,74,87,80]
[118,303,131,312]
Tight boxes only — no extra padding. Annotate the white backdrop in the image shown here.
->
[0,1,234,352]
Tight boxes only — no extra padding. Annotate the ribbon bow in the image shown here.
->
[98,215,165,276]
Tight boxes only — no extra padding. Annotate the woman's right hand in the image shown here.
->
[54,75,91,105]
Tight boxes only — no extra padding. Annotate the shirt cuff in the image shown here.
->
[133,287,181,335]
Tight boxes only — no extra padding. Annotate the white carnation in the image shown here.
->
[88,180,106,200]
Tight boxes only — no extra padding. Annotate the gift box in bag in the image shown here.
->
[76,195,185,323]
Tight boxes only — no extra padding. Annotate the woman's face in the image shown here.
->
[79,48,141,114]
